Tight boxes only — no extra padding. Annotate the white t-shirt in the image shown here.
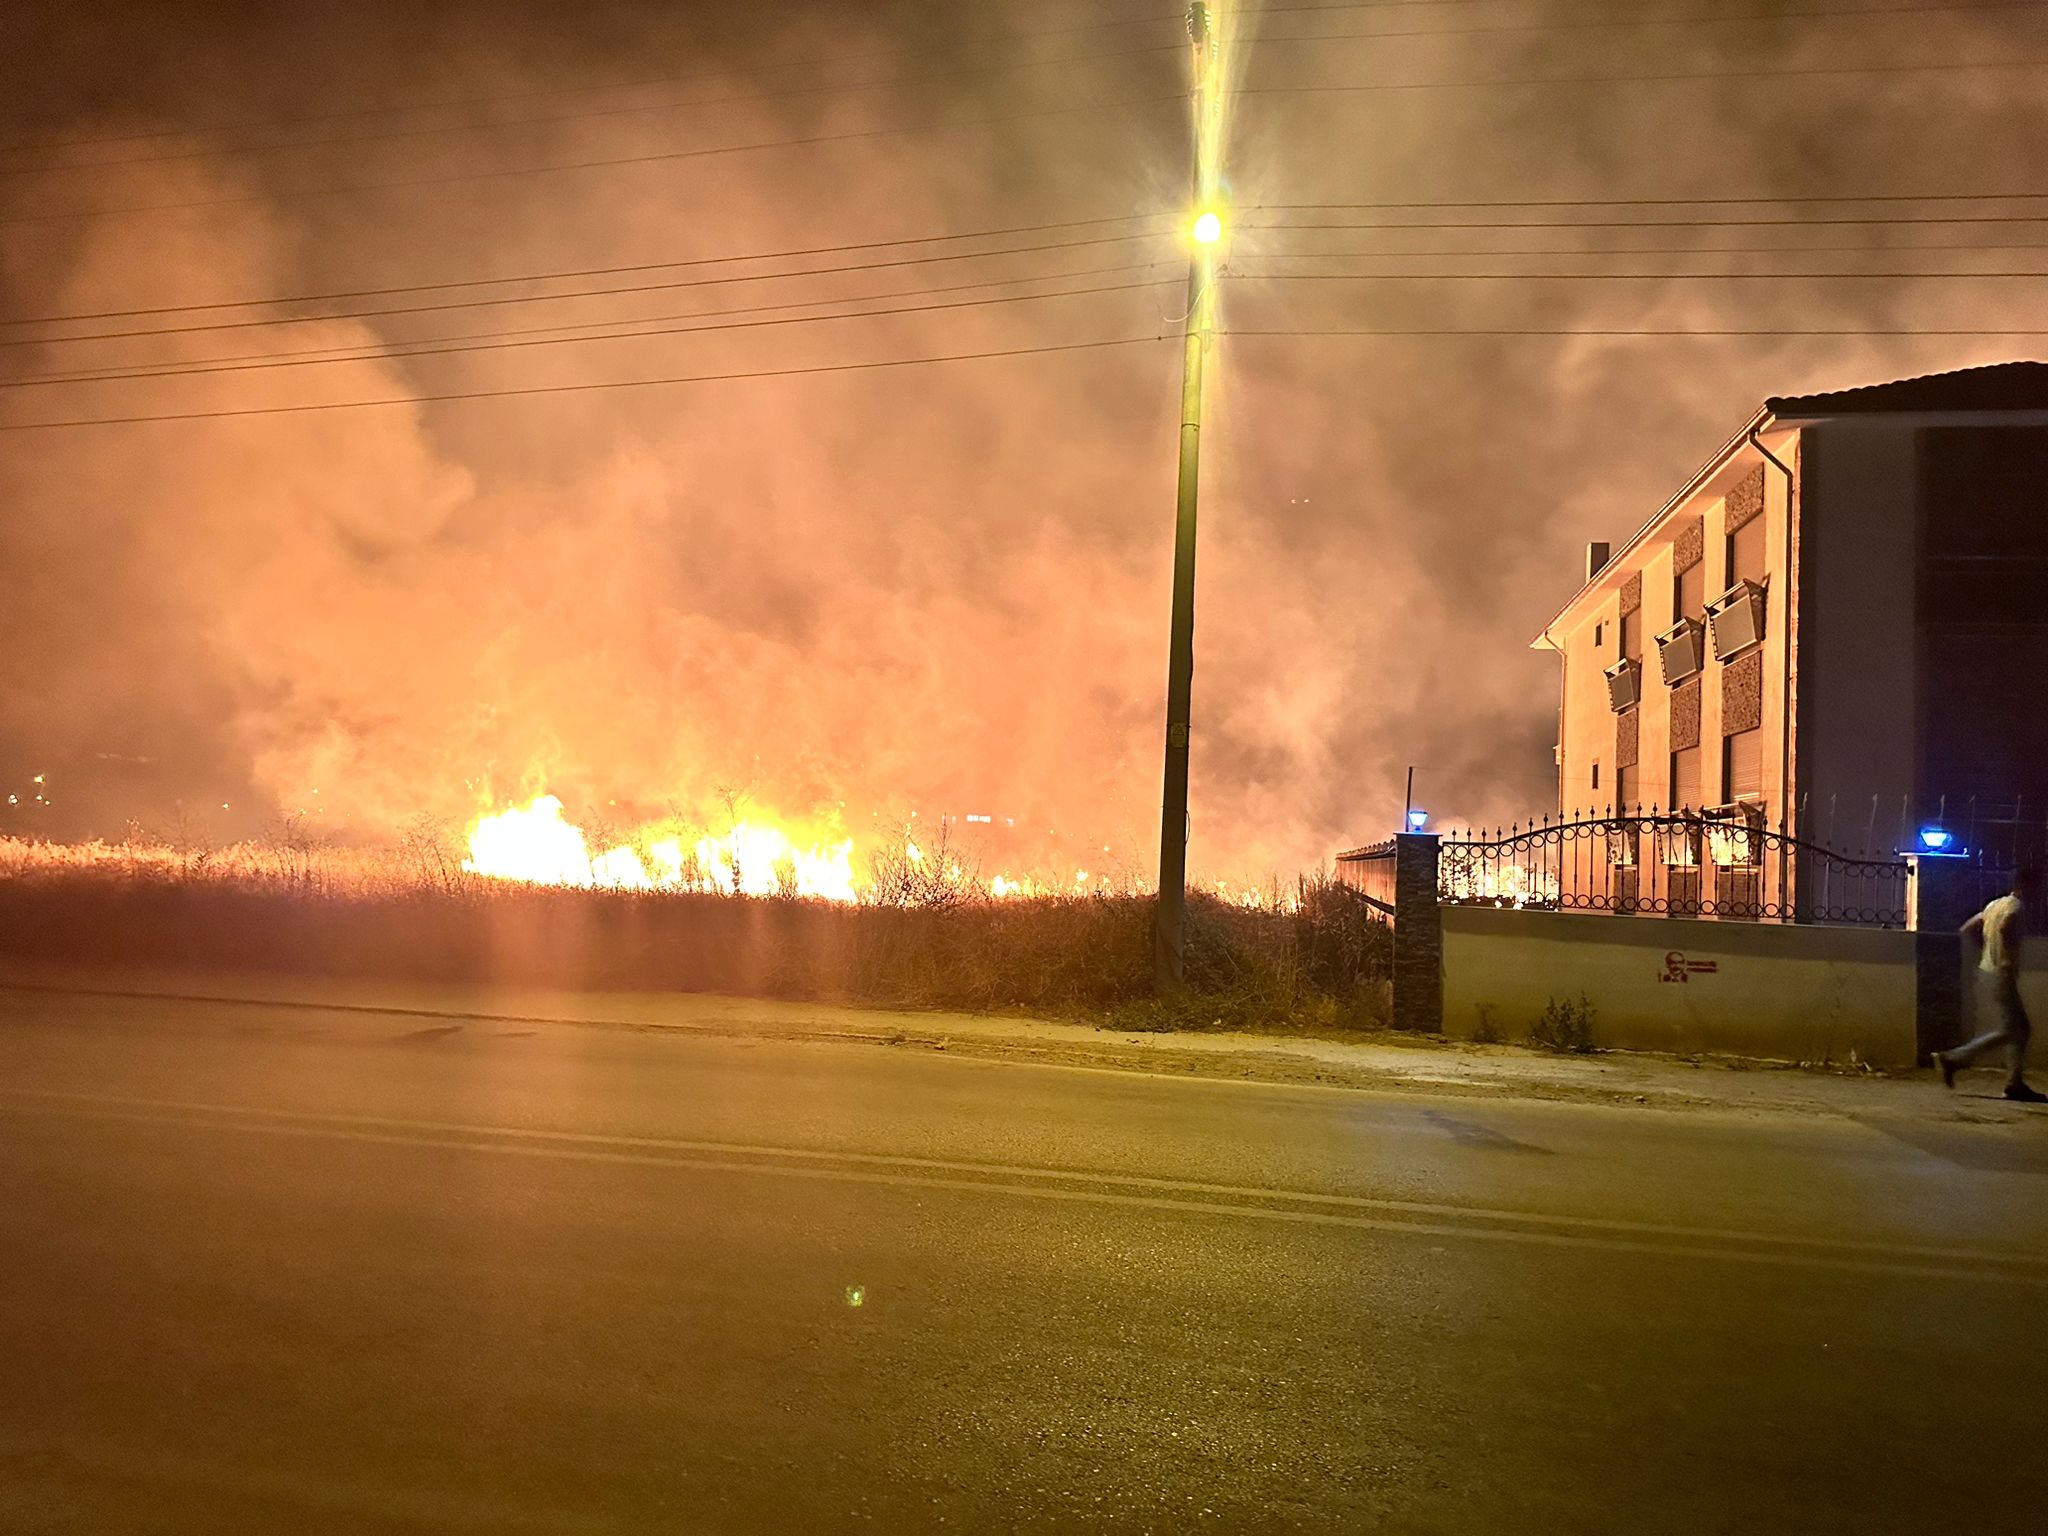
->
[1979,894,2024,973]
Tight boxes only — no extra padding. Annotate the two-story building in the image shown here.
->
[1540,360,2048,868]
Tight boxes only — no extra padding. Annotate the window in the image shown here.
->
[1620,607,1641,661]
[1706,581,1766,659]
[1727,515,1766,587]
[1656,618,1705,684]
[1662,809,1704,915]
[1670,746,1701,811]
[1604,657,1642,712]
[1674,561,1704,623]
[1723,728,1763,803]
[1594,621,1604,647]
[1592,761,1601,792]
[1616,763,1639,811]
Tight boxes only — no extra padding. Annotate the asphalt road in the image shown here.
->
[1,984,2044,1533]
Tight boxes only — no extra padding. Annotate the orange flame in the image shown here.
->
[463,794,857,901]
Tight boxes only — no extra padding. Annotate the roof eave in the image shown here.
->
[1534,405,1776,648]
[1765,403,2048,428]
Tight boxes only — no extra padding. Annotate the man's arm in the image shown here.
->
[1960,911,1986,943]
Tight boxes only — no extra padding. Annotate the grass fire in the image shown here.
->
[0,803,1391,1034]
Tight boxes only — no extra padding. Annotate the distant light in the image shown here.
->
[1406,809,1430,831]
[1190,209,1224,245]
[1918,826,1954,853]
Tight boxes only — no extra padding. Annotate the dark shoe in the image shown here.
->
[2003,1083,2047,1104]
[1932,1051,1958,1089]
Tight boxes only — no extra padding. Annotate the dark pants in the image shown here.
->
[1947,973,2033,1089]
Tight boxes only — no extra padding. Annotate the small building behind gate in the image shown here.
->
[1339,363,2048,1066]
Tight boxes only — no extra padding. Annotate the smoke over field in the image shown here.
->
[4,0,2045,890]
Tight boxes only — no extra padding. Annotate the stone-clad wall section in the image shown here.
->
[1671,677,1701,750]
[1723,650,1764,735]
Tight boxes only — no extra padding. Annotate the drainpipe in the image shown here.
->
[1536,628,1566,818]
[1747,422,1795,912]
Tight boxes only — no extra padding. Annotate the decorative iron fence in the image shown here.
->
[1436,809,1912,927]
[1334,838,1398,917]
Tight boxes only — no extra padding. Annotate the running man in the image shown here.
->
[1934,865,2044,1103]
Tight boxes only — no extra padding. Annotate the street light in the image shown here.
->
[1154,2,1227,989]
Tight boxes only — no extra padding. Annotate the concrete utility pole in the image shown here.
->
[1154,1,1226,989]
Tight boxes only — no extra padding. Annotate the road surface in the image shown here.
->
[1,981,2043,1532]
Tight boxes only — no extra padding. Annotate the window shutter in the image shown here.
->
[1725,728,1763,802]
[1675,563,1704,623]
[1670,747,1701,810]
[1732,517,1767,585]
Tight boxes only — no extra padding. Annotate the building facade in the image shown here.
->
[1540,361,2048,866]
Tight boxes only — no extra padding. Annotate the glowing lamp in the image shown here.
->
[1406,809,1430,832]
[1917,827,1955,853]
[1189,209,1224,245]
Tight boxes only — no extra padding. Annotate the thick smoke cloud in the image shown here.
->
[3,0,2044,877]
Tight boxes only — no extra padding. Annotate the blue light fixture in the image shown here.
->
[1917,826,1954,853]
[1406,808,1430,832]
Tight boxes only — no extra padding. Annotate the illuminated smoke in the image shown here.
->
[3,1,2045,880]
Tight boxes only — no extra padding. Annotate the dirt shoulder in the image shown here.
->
[0,959,2035,1126]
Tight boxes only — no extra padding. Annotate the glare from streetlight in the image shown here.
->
[1189,209,1223,245]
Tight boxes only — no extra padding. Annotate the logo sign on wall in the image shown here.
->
[1660,951,1720,985]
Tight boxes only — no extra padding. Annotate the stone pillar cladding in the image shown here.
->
[1392,832,1443,1032]
[1672,517,1705,577]
[1670,678,1701,751]
[1908,854,1978,1064]
[1727,464,1766,534]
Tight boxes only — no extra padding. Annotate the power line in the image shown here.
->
[3,212,1171,326]
[23,193,2041,328]
[1234,53,2048,98]
[0,0,2031,164]
[12,3,2033,175]
[0,333,1176,432]
[0,10,1191,153]
[16,200,2041,336]
[44,236,2048,386]
[13,209,2042,354]
[0,38,1188,178]
[1224,324,2048,336]
[1,271,1175,390]
[28,242,2045,387]
[0,228,1176,351]
[1261,0,2048,35]
[1259,190,2048,210]
[1230,265,2048,278]
[10,48,2041,228]
[1260,0,2025,14]
[1248,213,2048,230]
[0,90,1188,229]
[1240,238,2048,254]
[19,262,1174,386]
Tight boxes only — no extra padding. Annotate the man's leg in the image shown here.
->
[1943,1022,2014,1072]
[2000,983,2033,1091]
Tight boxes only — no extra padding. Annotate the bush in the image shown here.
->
[1529,994,1597,1054]
[0,850,1395,1035]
